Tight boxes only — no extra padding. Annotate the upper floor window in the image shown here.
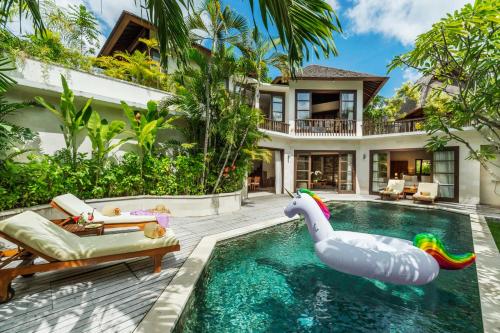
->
[340,92,355,120]
[296,92,311,120]
[260,92,285,122]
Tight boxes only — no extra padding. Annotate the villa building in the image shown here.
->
[4,12,499,207]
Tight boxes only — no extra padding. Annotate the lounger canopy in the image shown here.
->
[52,193,155,224]
[0,211,179,261]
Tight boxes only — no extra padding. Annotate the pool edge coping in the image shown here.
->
[134,200,499,333]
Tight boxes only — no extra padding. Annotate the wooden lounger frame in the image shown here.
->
[0,231,180,303]
[50,201,157,230]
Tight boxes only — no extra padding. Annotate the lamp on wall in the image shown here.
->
[362,153,366,160]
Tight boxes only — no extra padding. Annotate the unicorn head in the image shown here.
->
[284,189,334,243]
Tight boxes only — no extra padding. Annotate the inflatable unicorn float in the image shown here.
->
[284,189,476,285]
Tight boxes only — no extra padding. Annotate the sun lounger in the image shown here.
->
[412,182,439,204]
[51,193,156,229]
[0,211,180,303]
[379,179,405,200]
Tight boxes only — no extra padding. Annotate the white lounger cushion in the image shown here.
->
[380,179,405,194]
[0,211,179,261]
[52,193,156,224]
[415,182,438,198]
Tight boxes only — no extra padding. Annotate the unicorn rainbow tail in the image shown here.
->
[413,233,476,270]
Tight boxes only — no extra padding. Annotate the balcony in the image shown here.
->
[259,118,290,134]
[362,118,425,136]
[295,119,357,136]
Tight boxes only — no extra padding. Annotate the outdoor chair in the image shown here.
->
[0,211,180,303]
[379,179,405,200]
[251,176,261,191]
[51,193,157,230]
[413,183,439,204]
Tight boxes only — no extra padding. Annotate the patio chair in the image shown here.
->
[0,211,180,303]
[413,182,439,204]
[51,193,157,230]
[379,179,405,200]
[251,176,261,191]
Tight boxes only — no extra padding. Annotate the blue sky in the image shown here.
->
[13,0,471,97]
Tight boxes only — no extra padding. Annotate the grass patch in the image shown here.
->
[486,218,500,252]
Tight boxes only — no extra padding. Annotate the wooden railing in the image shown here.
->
[295,119,357,136]
[362,117,425,136]
[259,118,290,134]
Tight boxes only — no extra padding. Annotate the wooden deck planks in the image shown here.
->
[0,195,293,333]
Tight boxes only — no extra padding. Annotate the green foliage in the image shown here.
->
[0,28,94,71]
[0,95,36,159]
[0,150,243,210]
[35,74,93,166]
[363,95,387,121]
[390,0,500,171]
[85,110,128,166]
[143,0,342,74]
[95,43,173,91]
[167,47,267,194]
[67,4,100,54]
[121,100,174,158]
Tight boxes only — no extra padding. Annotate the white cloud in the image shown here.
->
[325,0,340,11]
[346,0,472,45]
[402,68,420,82]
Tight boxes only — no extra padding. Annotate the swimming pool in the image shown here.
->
[177,202,482,332]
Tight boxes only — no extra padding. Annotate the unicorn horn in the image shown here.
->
[284,188,294,198]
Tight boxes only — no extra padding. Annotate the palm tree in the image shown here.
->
[187,0,248,188]
[141,0,342,74]
[0,0,45,91]
[238,29,288,107]
[67,4,99,54]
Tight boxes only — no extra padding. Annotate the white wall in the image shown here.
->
[480,148,500,207]
[287,80,364,135]
[259,130,490,205]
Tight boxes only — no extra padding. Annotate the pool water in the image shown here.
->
[178,202,482,332]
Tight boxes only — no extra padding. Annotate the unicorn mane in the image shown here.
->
[298,188,331,220]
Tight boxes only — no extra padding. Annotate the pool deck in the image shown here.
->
[1,194,499,333]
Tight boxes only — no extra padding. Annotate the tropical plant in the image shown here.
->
[187,0,249,188]
[35,74,93,166]
[167,47,268,193]
[0,57,16,93]
[0,0,45,33]
[121,100,175,159]
[95,40,173,91]
[389,0,499,173]
[237,28,288,106]
[0,95,36,159]
[85,110,128,166]
[141,0,342,73]
[67,4,100,54]
[363,95,388,121]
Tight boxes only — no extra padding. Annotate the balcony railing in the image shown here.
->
[362,117,425,136]
[295,119,357,136]
[259,118,290,134]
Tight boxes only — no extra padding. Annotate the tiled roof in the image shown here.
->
[295,65,380,79]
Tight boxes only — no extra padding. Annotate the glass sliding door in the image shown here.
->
[371,152,388,192]
[339,153,354,192]
[433,149,458,201]
[295,155,310,190]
